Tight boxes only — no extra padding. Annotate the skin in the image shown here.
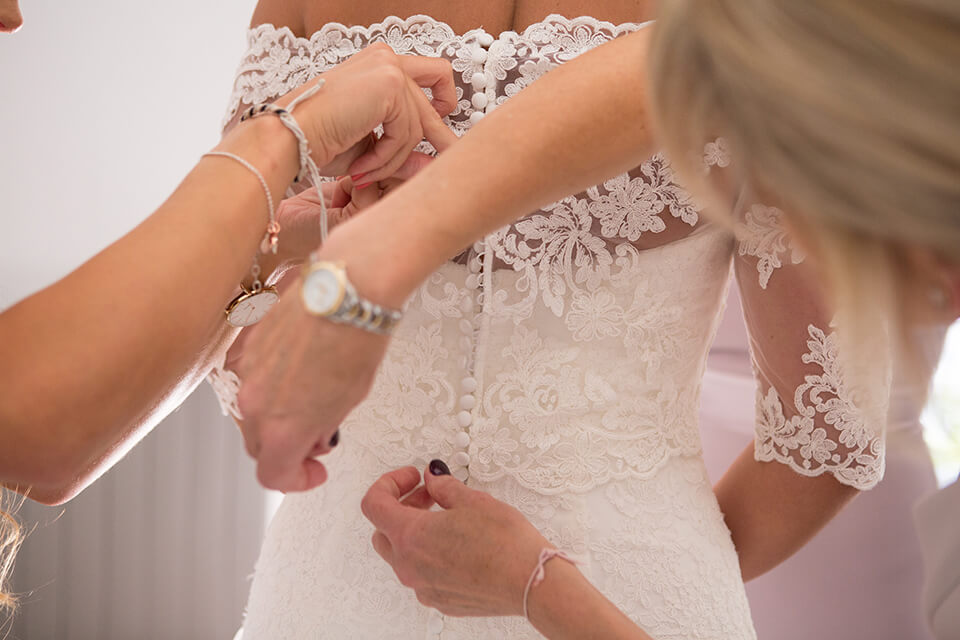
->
[0,0,22,33]
[239,1,960,636]
[0,44,457,504]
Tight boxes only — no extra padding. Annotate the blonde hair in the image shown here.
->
[0,492,22,629]
[648,0,960,348]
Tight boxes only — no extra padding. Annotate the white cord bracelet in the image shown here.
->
[522,548,580,622]
[241,78,331,244]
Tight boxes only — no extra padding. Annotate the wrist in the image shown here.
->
[217,117,300,197]
[315,197,456,309]
[525,557,649,640]
[313,215,418,310]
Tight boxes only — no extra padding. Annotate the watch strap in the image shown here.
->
[303,259,403,335]
[339,296,403,335]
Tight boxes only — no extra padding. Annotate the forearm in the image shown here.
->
[321,28,655,307]
[715,444,858,581]
[0,117,297,502]
[527,560,652,640]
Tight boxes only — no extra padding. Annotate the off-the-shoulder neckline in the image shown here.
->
[246,14,651,45]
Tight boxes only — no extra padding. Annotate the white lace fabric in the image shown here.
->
[211,15,889,640]
[734,205,888,490]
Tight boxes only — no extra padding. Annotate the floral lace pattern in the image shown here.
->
[208,354,242,420]
[218,14,886,640]
[736,204,805,289]
[754,325,885,489]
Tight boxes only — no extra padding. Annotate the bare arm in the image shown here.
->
[0,49,455,504]
[715,445,857,581]
[319,27,656,307]
[0,118,293,504]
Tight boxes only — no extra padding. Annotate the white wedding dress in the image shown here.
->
[212,16,887,640]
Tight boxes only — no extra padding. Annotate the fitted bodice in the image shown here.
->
[223,16,736,491]
[223,14,886,640]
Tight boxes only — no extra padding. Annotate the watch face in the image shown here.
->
[303,267,343,315]
[227,290,279,327]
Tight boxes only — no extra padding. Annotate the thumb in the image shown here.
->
[423,460,471,510]
[391,151,435,181]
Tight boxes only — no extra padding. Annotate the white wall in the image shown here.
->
[0,0,256,305]
[1,2,265,638]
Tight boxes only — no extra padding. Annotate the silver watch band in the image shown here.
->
[302,259,403,336]
[337,296,403,335]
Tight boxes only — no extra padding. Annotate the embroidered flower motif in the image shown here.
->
[588,173,671,240]
[472,416,520,468]
[505,197,613,315]
[503,58,555,99]
[703,138,731,169]
[737,204,805,289]
[208,363,243,420]
[485,327,588,451]
[566,288,623,341]
[754,325,883,490]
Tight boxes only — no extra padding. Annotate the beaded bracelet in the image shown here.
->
[202,151,280,257]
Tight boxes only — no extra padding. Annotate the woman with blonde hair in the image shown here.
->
[223,0,957,638]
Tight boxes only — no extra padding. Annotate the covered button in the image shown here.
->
[471,92,489,110]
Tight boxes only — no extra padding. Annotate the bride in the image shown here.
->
[212,2,886,638]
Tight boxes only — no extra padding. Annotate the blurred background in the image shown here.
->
[1,2,958,639]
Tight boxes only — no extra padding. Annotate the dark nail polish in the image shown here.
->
[429,459,451,476]
[329,430,340,448]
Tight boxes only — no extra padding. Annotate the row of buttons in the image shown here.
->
[427,33,494,640]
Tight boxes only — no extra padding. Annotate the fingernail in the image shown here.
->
[355,182,373,190]
[329,430,340,448]
[428,459,451,476]
[350,172,367,182]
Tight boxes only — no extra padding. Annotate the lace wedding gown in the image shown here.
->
[212,16,886,640]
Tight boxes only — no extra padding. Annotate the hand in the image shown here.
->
[258,176,398,283]
[361,464,553,617]
[274,43,457,184]
[234,116,457,493]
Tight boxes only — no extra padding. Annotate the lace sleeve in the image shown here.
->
[734,203,889,490]
[208,351,244,421]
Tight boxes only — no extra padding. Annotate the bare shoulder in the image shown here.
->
[250,0,306,34]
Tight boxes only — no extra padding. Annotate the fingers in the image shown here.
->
[398,55,458,117]
[371,531,393,564]
[361,466,422,531]
[257,456,329,493]
[411,75,459,154]
[400,485,436,511]
[423,464,472,510]
[349,177,383,209]
[348,66,456,182]
[348,82,421,183]
[391,151,436,182]
[329,177,353,209]
[256,426,331,492]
